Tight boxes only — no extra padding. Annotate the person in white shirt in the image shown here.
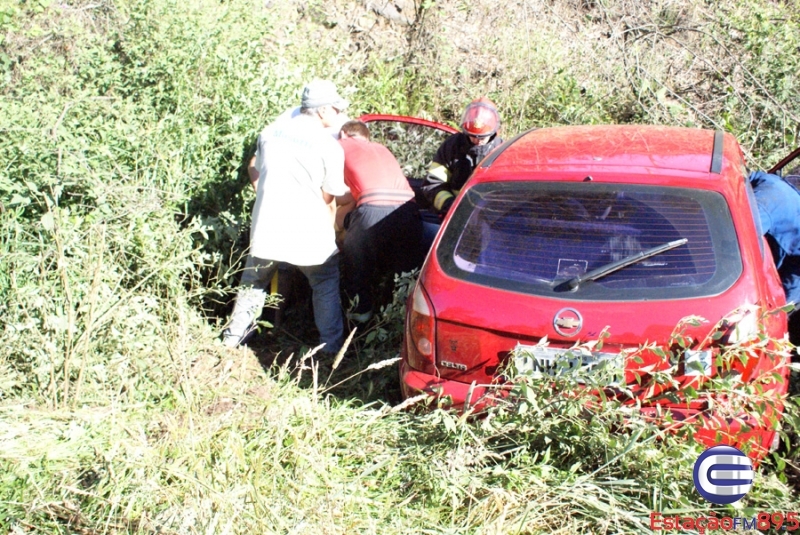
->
[223,80,352,353]
[273,105,351,138]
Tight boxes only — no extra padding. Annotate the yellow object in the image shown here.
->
[270,270,279,295]
[434,190,455,211]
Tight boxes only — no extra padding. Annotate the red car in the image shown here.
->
[394,123,795,460]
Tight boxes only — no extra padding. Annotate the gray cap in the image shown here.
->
[301,79,349,110]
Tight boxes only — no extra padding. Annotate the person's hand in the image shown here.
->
[335,203,354,231]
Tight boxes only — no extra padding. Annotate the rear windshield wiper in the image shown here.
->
[556,238,688,291]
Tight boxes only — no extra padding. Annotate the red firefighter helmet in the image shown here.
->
[460,97,500,138]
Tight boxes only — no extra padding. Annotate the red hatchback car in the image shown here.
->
[398,124,794,459]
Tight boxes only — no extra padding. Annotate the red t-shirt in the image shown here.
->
[339,138,414,206]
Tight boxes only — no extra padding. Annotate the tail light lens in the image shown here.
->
[712,308,766,380]
[718,310,760,345]
[407,282,436,373]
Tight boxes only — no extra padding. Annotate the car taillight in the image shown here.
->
[711,308,765,379]
[407,282,436,372]
[718,310,760,345]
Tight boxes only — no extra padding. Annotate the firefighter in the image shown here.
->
[422,97,504,215]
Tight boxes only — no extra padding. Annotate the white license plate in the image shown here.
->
[513,343,624,384]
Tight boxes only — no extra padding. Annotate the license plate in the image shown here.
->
[512,343,624,384]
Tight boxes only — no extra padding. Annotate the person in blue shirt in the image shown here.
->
[749,170,800,345]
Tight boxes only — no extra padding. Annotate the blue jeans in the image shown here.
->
[224,253,344,353]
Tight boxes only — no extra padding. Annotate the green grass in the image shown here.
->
[2,312,797,533]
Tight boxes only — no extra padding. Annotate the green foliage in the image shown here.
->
[718,0,800,161]
[0,0,306,405]
[3,319,794,533]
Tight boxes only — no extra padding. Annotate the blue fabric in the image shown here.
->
[749,170,800,305]
[226,254,344,352]
[296,254,345,353]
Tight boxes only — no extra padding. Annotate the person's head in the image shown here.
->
[460,97,500,146]
[339,120,371,141]
[299,79,349,128]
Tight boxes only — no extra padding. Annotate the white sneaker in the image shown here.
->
[221,326,254,348]
[222,333,241,348]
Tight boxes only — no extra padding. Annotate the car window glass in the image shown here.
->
[438,182,742,301]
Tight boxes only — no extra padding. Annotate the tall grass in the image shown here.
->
[1,0,798,532]
[2,324,796,533]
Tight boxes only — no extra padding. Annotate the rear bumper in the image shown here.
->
[638,406,780,460]
[400,360,496,410]
[399,361,784,460]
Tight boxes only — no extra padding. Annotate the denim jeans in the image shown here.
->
[224,253,344,353]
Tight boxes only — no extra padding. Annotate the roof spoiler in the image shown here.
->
[710,130,724,174]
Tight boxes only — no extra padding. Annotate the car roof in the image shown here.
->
[481,125,743,179]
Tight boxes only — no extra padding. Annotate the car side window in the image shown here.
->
[770,149,800,189]
[785,164,800,189]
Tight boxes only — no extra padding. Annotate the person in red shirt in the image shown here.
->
[338,120,423,322]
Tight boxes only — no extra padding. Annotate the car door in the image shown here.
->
[357,114,458,214]
[769,146,800,188]
[356,114,459,256]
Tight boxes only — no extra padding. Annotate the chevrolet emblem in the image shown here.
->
[555,317,581,329]
[553,307,583,337]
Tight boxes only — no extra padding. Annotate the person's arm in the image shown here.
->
[320,190,354,228]
[321,141,348,222]
[248,155,259,192]
[335,190,354,207]
[422,140,456,214]
[334,191,355,231]
[321,191,335,226]
[249,132,266,193]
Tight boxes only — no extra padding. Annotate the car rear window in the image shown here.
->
[437,182,742,300]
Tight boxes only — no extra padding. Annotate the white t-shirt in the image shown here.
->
[250,114,348,265]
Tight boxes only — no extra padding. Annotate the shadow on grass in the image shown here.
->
[186,136,258,322]
[241,296,405,408]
